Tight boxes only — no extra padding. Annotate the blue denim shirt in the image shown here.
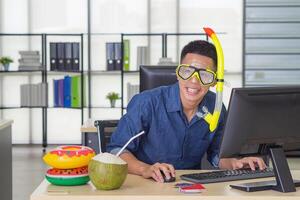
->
[107,83,226,169]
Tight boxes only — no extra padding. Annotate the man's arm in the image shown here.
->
[120,152,175,183]
[206,105,266,171]
[219,157,266,170]
[108,94,175,182]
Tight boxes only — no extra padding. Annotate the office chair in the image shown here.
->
[139,65,177,92]
[91,120,119,153]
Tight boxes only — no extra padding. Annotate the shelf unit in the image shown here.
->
[44,34,85,148]
[120,33,164,115]
[243,0,300,87]
[1,31,225,145]
[0,33,46,146]
[0,33,85,148]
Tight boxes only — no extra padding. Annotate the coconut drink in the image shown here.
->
[89,127,145,190]
[88,152,128,190]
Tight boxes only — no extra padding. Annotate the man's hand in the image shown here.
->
[219,157,267,170]
[141,162,176,183]
[120,152,176,182]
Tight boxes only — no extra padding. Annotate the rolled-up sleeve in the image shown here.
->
[106,93,152,155]
[206,105,227,167]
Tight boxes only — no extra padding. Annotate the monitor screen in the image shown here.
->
[220,86,300,158]
[220,87,300,157]
[139,65,177,92]
[219,86,300,192]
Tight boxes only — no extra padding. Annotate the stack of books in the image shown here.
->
[18,51,43,71]
[136,46,149,70]
[20,83,47,107]
[157,57,177,65]
[127,82,139,104]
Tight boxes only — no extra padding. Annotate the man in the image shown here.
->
[107,40,266,183]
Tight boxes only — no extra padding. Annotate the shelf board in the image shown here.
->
[0,107,86,109]
[88,70,121,75]
[88,70,139,75]
[0,70,43,74]
[0,33,43,36]
[124,70,139,74]
[47,106,82,109]
[0,106,46,109]
[89,106,122,109]
[87,33,121,36]
[47,70,82,75]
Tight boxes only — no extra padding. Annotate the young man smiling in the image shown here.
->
[107,40,266,183]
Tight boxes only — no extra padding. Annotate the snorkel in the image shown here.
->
[196,27,224,132]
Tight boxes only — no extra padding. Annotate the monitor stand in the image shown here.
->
[230,147,300,193]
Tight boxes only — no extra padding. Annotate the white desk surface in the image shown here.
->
[31,170,300,200]
[80,127,97,133]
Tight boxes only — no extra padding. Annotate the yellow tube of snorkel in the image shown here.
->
[202,27,225,132]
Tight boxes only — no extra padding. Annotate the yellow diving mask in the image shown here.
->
[176,64,216,86]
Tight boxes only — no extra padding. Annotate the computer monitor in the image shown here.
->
[139,65,177,92]
[219,86,300,192]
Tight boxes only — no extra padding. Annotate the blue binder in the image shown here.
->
[63,76,71,107]
[53,80,59,107]
[58,79,64,107]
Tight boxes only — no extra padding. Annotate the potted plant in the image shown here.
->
[106,92,120,108]
[0,56,13,71]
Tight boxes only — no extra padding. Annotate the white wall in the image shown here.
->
[0,0,87,144]
[30,0,87,33]
[1,0,29,32]
[179,0,244,107]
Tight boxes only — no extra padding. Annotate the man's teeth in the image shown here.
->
[187,88,199,94]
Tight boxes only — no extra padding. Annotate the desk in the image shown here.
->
[31,170,300,200]
[80,127,99,153]
[0,119,13,200]
[81,121,117,153]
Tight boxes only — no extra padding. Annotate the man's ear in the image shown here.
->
[211,80,217,87]
[176,71,181,81]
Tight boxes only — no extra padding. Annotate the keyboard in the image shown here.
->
[180,168,274,184]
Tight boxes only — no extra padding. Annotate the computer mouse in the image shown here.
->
[160,170,176,183]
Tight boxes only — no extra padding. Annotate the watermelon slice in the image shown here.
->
[45,166,89,186]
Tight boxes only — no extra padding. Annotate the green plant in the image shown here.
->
[0,56,13,65]
[106,92,120,101]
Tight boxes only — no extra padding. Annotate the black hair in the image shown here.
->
[180,40,217,69]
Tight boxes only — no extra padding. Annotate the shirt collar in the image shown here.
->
[166,83,182,112]
[166,82,209,113]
